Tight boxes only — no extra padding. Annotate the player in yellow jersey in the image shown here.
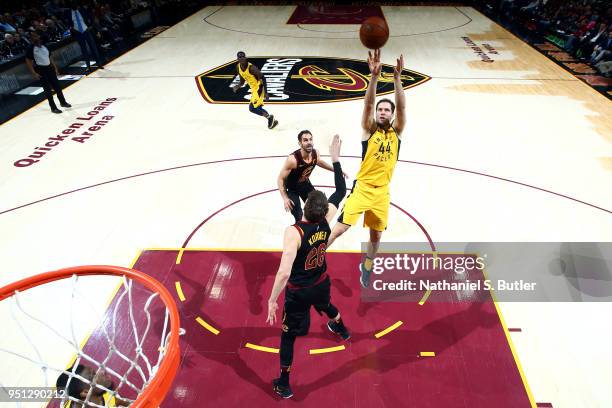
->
[232,51,278,129]
[327,49,405,288]
[56,364,130,407]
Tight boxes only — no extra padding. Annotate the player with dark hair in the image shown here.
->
[267,134,348,399]
[56,363,129,407]
[231,51,278,129]
[277,130,348,222]
[327,49,406,288]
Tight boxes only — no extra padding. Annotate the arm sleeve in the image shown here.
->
[328,162,346,208]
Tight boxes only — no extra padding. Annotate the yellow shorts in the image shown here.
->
[338,181,390,232]
[249,82,265,108]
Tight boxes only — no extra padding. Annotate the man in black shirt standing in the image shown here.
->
[267,134,349,399]
[25,31,71,114]
[277,130,348,222]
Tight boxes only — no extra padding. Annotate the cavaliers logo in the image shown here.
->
[195,57,430,104]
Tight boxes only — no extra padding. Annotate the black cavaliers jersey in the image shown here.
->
[285,150,318,190]
[288,219,330,287]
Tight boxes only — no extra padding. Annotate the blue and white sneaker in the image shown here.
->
[359,261,372,288]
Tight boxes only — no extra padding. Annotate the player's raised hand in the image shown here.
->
[393,54,404,79]
[330,134,342,162]
[266,301,278,325]
[368,49,382,76]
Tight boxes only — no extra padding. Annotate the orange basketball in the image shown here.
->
[359,16,389,49]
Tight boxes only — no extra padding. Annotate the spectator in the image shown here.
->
[4,12,20,30]
[98,5,123,44]
[23,9,44,31]
[1,33,26,58]
[13,32,30,50]
[595,59,612,76]
[44,0,66,17]
[578,22,608,59]
[591,29,612,63]
[0,14,17,33]
[0,42,8,61]
[16,27,31,44]
[45,18,63,41]
[521,0,542,16]
[564,15,596,53]
[51,15,68,34]
[482,0,610,79]
[92,17,111,49]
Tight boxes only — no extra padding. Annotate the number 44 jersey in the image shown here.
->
[355,126,400,187]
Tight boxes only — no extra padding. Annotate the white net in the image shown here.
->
[0,272,179,408]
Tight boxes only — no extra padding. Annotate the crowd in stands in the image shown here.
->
[3,0,612,76]
[0,0,150,63]
[484,0,612,76]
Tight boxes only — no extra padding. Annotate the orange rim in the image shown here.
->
[0,265,181,408]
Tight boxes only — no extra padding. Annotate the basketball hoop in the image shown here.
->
[0,266,181,408]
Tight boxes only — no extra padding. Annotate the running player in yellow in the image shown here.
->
[232,51,278,129]
[327,49,405,288]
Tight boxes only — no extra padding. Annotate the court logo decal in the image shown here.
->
[13,97,118,168]
[461,37,499,63]
[195,57,430,104]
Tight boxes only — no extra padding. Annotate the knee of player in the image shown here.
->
[333,223,350,236]
[369,230,383,243]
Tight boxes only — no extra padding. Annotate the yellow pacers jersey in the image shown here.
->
[355,126,400,187]
[64,392,116,407]
[237,62,261,91]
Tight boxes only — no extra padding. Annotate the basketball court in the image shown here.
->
[1,5,611,408]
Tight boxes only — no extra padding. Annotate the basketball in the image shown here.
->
[359,16,389,49]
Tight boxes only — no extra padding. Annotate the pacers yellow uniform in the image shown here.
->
[237,62,265,108]
[339,126,400,231]
[64,392,117,407]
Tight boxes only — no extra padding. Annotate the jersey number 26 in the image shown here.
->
[305,243,326,270]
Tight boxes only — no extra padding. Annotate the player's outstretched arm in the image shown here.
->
[362,49,381,136]
[277,155,297,212]
[266,227,300,325]
[326,134,346,224]
[393,54,406,136]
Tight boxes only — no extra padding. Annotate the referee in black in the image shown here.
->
[25,31,71,114]
[266,134,350,399]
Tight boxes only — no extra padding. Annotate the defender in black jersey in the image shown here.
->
[278,130,348,223]
[267,134,349,399]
